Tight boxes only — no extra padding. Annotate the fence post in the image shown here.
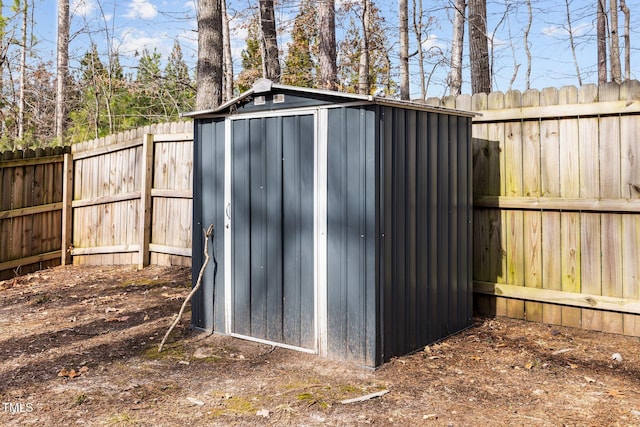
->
[139,133,154,269]
[61,153,74,265]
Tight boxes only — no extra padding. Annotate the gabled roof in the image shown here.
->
[183,78,475,118]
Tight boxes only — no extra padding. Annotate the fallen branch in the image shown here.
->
[340,389,389,404]
[159,224,214,352]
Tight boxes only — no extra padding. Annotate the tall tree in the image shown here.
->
[18,0,28,141]
[399,0,409,100]
[620,0,630,80]
[597,0,607,84]
[282,1,316,87]
[55,0,69,143]
[468,0,490,94]
[196,0,223,110]
[221,0,233,101]
[449,0,466,96]
[609,0,621,84]
[237,13,262,92]
[358,0,371,95]
[164,40,194,115]
[565,0,583,86]
[259,0,280,82]
[318,0,337,90]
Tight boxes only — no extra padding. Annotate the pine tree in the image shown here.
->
[164,40,195,115]
[237,13,263,92]
[282,1,317,88]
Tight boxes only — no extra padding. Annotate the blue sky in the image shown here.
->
[27,0,638,98]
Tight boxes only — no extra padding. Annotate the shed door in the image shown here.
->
[231,114,315,350]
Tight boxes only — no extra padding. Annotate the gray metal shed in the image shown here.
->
[187,79,473,367]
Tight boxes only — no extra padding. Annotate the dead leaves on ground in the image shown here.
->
[58,366,89,379]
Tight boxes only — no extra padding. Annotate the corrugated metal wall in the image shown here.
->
[231,115,315,349]
[378,106,473,363]
[326,106,378,366]
[192,118,226,332]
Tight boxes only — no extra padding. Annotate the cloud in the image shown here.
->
[542,22,591,38]
[71,0,97,18]
[118,27,170,57]
[125,0,158,20]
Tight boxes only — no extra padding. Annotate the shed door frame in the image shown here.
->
[223,108,328,355]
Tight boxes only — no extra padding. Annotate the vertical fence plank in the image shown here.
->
[62,154,73,265]
[622,214,640,336]
[139,134,154,268]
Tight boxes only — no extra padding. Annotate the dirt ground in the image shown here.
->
[0,265,638,426]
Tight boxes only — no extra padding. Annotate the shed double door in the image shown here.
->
[230,113,316,351]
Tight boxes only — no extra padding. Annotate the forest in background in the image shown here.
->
[0,0,634,150]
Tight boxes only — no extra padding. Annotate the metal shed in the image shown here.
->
[187,79,474,367]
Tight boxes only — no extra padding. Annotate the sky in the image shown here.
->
[24,0,640,99]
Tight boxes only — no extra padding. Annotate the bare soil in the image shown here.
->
[0,265,639,426]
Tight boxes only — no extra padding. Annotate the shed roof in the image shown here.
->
[183,79,476,119]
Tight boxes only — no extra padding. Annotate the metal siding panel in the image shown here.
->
[406,109,418,353]
[266,117,284,343]
[191,121,205,328]
[416,111,431,345]
[427,113,440,343]
[346,107,364,361]
[364,107,378,367]
[449,115,459,333]
[298,114,316,349]
[232,120,251,337]
[326,107,346,359]
[381,106,394,362]
[437,114,451,338]
[457,116,470,329]
[393,108,407,356]
[212,120,227,331]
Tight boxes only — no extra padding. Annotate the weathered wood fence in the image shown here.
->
[70,122,193,267]
[429,81,640,337]
[0,147,70,280]
[2,82,640,338]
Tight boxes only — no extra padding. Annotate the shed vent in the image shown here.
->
[254,96,266,105]
[273,94,285,103]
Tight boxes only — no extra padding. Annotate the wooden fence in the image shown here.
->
[0,147,70,280]
[2,82,640,339]
[429,80,640,337]
[70,122,194,267]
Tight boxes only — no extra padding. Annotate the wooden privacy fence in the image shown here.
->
[70,122,194,267]
[430,81,640,337]
[2,82,640,339]
[0,147,70,280]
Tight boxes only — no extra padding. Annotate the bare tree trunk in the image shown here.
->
[399,0,409,100]
[468,0,490,94]
[221,0,233,101]
[524,0,532,90]
[318,0,337,90]
[610,0,621,84]
[196,0,223,110]
[620,0,630,80]
[565,0,583,86]
[412,0,426,99]
[358,0,371,95]
[56,0,69,144]
[449,0,466,96]
[18,0,28,141]
[259,0,280,82]
[597,0,607,84]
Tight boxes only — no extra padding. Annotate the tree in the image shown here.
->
[18,0,28,141]
[164,41,195,115]
[565,0,583,86]
[449,0,466,96]
[282,1,316,87]
[221,0,233,101]
[620,0,630,80]
[259,0,280,82]
[236,13,262,92]
[358,0,371,95]
[399,0,409,100]
[468,0,490,94]
[56,0,69,144]
[196,0,223,110]
[318,0,337,90]
[597,0,607,84]
[337,2,393,96]
[609,0,621,84]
